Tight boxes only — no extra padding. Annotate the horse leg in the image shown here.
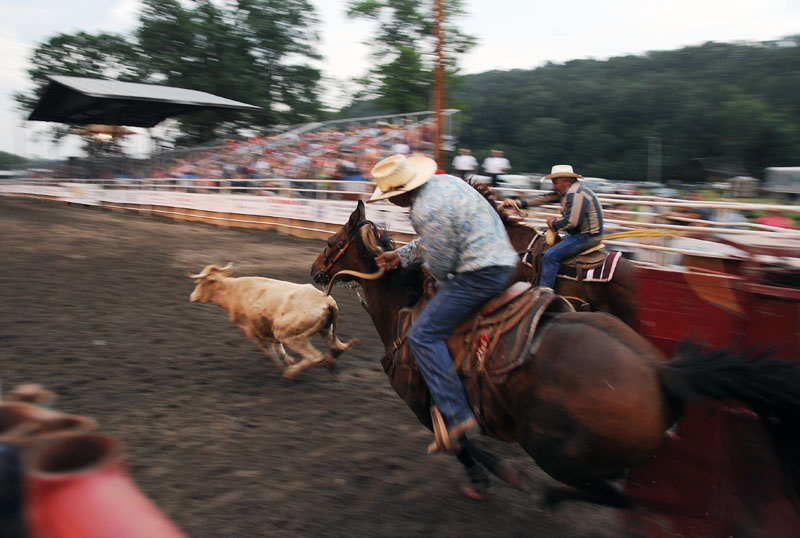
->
[454,445,492,500]
[463,440,531,492]
[543,479,631,511]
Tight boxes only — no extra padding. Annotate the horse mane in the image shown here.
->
[467,180,525,229]
[355,221,394,259]
[357,221,426,306]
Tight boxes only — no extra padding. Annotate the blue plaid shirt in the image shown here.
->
[395,175,518,281]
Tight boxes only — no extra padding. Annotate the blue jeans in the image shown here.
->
[540,233,599,289]
[407,265,516,427]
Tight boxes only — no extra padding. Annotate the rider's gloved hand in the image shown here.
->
[501,199,522,210]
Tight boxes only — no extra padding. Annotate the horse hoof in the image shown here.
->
[496,461,530,492]
[461,482,492,501]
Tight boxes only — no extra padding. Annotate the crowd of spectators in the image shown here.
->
[144,118,440,198]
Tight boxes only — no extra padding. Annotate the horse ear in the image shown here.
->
[348,200,366,230]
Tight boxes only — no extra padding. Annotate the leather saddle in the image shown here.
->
[562,242,606,268]
[380,283,574,440]
[522,233,609,282]
[383,282,573,378]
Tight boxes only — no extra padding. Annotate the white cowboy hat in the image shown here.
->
[367,154,438,203]
[544,164,582,180]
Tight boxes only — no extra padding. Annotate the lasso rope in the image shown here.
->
[325,267,385,295]
[498,202,689,242]
[600,229,689,241]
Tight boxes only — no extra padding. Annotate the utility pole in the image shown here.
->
[433,0,445,167]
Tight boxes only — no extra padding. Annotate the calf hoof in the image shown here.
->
[331,338,359,358]
[322,356,337,372]
[282,365,299,380]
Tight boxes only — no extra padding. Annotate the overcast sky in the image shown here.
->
[1,0,798,160]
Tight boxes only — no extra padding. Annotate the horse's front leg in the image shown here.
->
[462,440,531,493]
[455,445,492,500]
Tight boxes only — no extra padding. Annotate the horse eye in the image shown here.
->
[337,241,345,249]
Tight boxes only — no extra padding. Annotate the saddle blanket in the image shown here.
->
[557,250,622,283]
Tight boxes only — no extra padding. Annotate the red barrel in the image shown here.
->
[26,433,187,538]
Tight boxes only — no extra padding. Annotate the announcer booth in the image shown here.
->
[28,75,260,129]
[26,74,261,181]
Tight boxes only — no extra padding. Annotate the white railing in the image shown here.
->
[2,176,798,267]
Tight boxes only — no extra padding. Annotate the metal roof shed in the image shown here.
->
[28,75,260,127]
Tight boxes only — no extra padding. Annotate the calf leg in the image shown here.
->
[239,326,287,373]
[271,343,296,366]
[280,337,331,379]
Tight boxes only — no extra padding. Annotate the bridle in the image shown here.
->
[320,234,354,279]
[320,220,386,296]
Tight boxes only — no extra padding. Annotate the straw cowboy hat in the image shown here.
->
[367,154,437,203]
[544,164,583,180]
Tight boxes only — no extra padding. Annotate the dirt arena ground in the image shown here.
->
[1,198,635,537]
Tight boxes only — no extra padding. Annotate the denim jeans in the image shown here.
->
[407,265,516,427]
[539,233,599,289]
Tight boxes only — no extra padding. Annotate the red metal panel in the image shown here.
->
[625,264,800,538]
[632,265,746,354]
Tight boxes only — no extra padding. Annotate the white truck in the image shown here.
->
[764,167,800,196]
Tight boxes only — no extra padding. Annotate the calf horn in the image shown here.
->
[187,262,234,280]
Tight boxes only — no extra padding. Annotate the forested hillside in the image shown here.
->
[453,39,800,180]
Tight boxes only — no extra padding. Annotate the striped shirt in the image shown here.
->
[395,174,518,281]
[527,181,604,236]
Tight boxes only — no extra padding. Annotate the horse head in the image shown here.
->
[468,180,527,227]
[310,200,393,286]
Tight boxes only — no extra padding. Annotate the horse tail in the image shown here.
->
[657,341,800,497]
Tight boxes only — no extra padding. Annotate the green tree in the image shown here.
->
[347,0,475,112]
[0,151,29,168]
[16,0,323,147]
[136,0,322,144]
[454,39,800,180]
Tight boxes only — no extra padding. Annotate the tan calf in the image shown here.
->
[189,263,357,379]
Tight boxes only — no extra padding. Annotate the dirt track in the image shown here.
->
[0,198,632,537]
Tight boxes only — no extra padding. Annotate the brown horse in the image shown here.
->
[310,201,800,509]
[472,183,637,327]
